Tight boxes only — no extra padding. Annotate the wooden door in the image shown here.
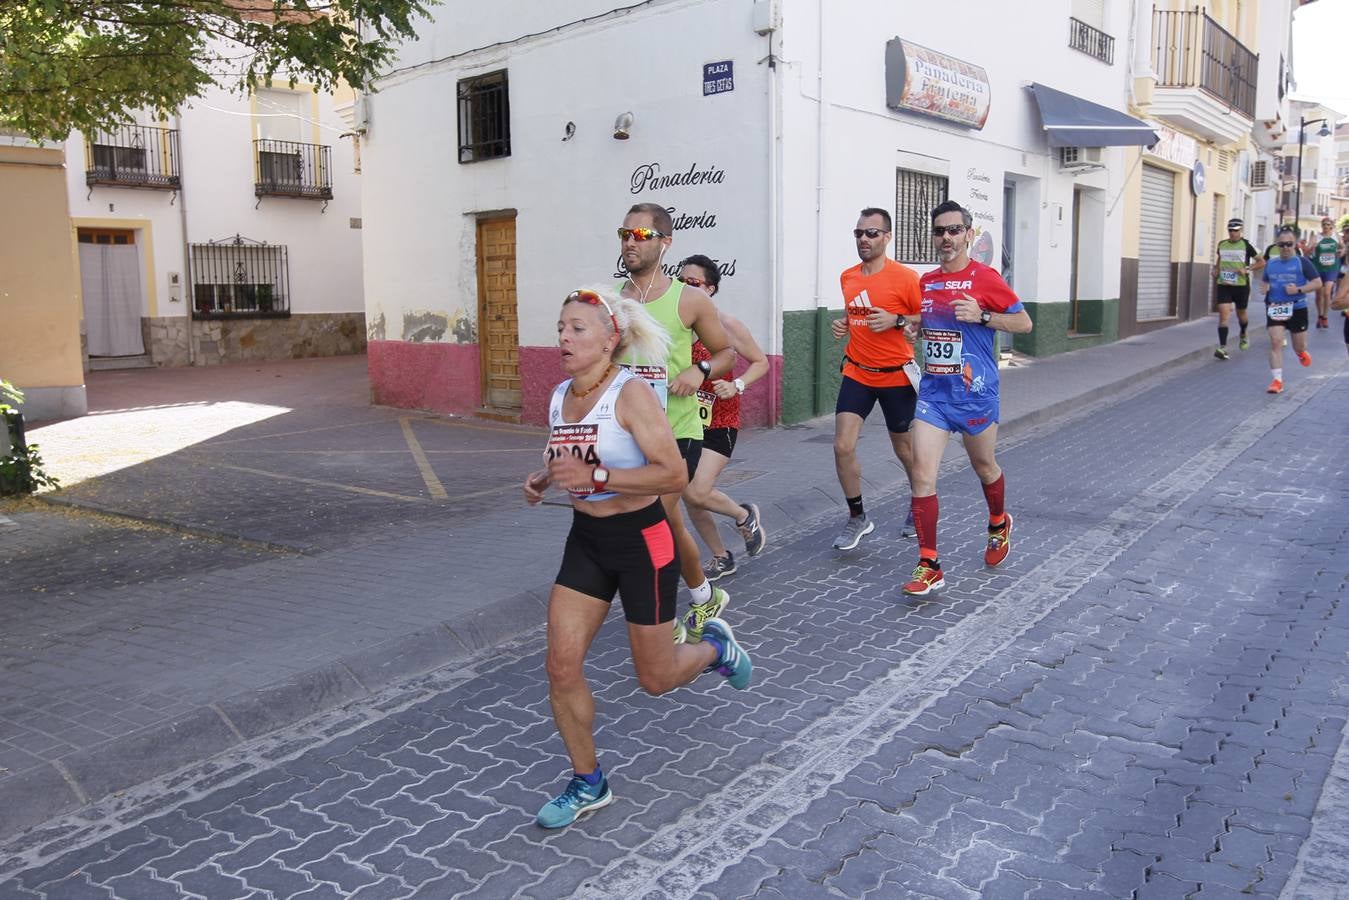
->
[476,216,520,410]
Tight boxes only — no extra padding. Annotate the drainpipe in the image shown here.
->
[176,113,195,365]
[764,1,782,425]
[811,0,829,415]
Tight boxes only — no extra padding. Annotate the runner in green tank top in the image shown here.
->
[617,202,737,646]
[1312,217,1340,329]
[1211,218,1261,358]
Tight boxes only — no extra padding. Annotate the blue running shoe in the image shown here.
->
[536,775,613,829]
[702,617,752,689]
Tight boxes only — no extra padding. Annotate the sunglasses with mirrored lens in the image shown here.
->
[617,227,667,242]
[1277,242,1295,248]
[853,228,888,239]
[566,290,619,333]
[932,224,968,236]
[681,277,706,289]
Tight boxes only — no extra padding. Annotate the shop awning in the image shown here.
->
[1027,83,1158,148]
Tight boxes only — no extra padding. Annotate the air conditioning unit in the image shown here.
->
[1250,160,1271,190]
[1060,146,1104,170]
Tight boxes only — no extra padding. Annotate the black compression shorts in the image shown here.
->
[554,500,678,625]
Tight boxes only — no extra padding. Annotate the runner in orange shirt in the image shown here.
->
[829,207,922,551]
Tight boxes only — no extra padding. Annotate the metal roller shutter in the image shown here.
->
[1137,164,1176,320]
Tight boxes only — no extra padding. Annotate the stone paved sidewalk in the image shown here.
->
[0,316,1301,842]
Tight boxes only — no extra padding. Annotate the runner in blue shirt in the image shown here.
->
[1260,226,1319,394]
[901,201,1033,597]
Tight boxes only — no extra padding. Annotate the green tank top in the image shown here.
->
[1314,236,1340,272]
[623,278,701,440]
[1216,239,1250,287]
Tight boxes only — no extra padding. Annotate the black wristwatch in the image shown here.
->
[979,310,993,327]
[696,359,712,376]
[894,314,907,330]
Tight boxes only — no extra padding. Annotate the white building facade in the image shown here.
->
[66,77,365,369]
[360,0,1287,426]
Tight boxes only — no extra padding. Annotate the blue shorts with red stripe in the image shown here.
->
[914,397,999,436]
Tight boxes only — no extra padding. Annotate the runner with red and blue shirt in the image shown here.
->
[901,201,1033,597]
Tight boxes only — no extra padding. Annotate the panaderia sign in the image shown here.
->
[885,38,991,130]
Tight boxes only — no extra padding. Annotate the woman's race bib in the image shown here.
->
[546,423,600,496]
[623,364,668,410]
[695,389,716,425]
[921,328,963,376]
[1267,302,1294,322]
[1321,252,1337,268]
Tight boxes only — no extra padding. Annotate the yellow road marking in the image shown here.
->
[400,417,448,499]
[212,463,427,502]
[206,419,397,445]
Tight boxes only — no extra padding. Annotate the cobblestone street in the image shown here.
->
[0,334,1344,898]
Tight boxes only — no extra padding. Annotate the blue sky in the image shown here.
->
[1291,0,1349,119]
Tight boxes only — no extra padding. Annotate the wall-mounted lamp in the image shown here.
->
[562,121,576,142]
[613,111,634,140]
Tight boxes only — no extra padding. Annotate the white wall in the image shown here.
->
[66,78,364,320]
[777,0,1132,311]
[362,0,773,350]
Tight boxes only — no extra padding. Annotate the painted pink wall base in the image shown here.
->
[367,340,479,415]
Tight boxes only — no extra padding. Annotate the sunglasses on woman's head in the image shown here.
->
[681,276,706,289]
[617,227,668,242]
[565,290,619,334]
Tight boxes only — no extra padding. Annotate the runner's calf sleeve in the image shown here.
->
[1218,326,1229,347]
[983,474,1006,524]
[912,494,939,560]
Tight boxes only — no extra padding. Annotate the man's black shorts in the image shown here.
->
[675,438,702,482]
[835,375,917,434]
[1266,306,1310,333]
[1215,284,1250,311]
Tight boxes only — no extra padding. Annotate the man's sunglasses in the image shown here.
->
[565,289,619,334]
[932,224,968,236]
[853,228,889,239]
[617,227,668,242]
[1277,242,1295,248]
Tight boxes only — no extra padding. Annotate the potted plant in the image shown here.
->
[256,284,274,313]
[0,380,59,496]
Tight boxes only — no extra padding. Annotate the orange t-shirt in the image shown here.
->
[840,258,921,387]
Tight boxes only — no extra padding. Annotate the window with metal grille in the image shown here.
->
[458,70,511,163]
[189,235,290,318]
[894,168,949,264]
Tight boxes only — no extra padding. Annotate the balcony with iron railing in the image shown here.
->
[253,139,332,200]
[1149,6,1257,144]
[85,124,181,190]
[1068,17,1115,65]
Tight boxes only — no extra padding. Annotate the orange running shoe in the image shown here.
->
[1267,378,1284,394]
[902,559,945,596]
[985,513,1013,567]
[1298,350,1312,367]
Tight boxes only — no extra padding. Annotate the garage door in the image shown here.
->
[1137,164,1175,320]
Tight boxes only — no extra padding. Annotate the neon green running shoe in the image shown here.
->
[1239,335,1249,350]
[683,586,730,643]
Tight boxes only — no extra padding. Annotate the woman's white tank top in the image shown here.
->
[547,368,648,501]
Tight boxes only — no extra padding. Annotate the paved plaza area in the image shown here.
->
[0,320,1345,898]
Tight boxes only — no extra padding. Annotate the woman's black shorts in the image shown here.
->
[554,500,678,625]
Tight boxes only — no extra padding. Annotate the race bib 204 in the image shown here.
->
[1267,302,1293,322]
